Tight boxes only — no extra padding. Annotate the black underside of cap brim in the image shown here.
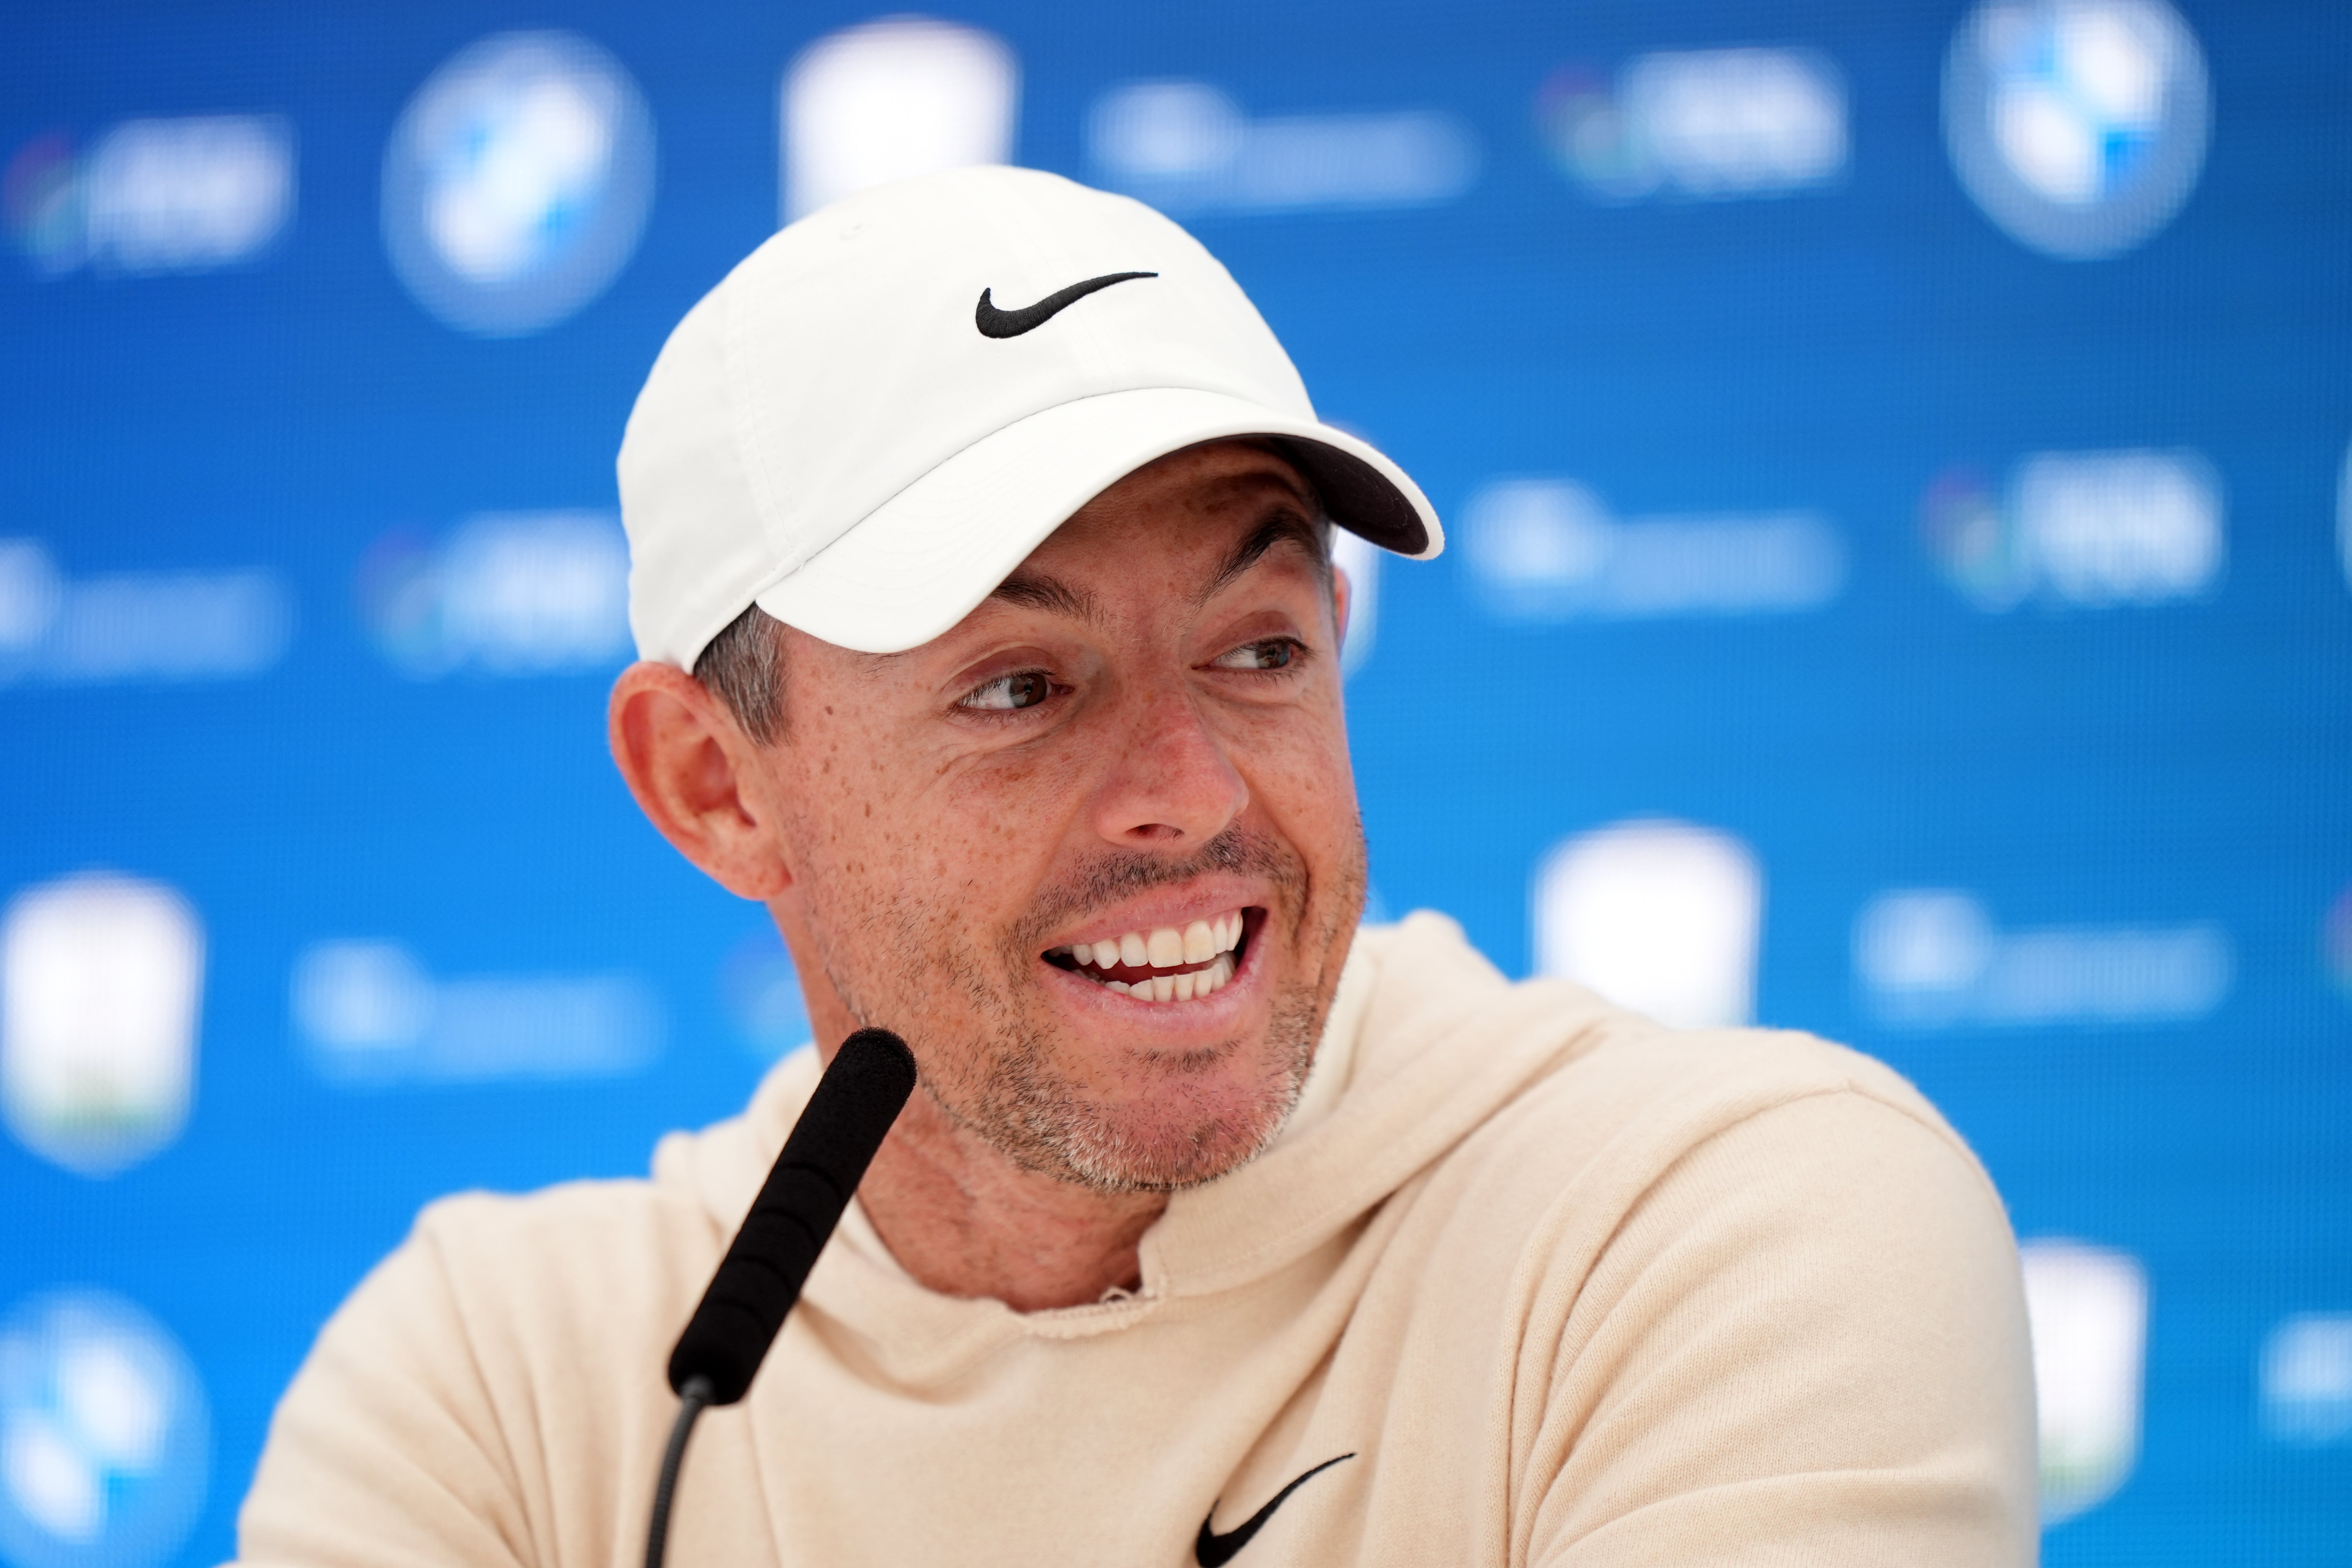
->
[1267,436,1431,557]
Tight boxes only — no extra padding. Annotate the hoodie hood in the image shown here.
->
[652,913,1631,1379]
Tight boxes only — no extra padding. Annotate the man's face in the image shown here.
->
[755,441,1366,1192]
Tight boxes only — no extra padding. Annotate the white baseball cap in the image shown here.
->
[618,164,1443,666]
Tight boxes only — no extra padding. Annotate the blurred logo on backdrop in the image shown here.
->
[2321,884,2352,1003]
[0,540,290,687]
[381,31,655,337]
[1853,888,2230,1028]
[1531,819,1762,1029]
[1535,48,1846,203]
[1920,449,2223,611]
[2022,1239,2147,1523]
[290,940,662,1085]
[2260,1314,2352,1446]
[2336,438,2352,598]
[356,512,631,678]
[1088,81,1477,218]
[1461,478,1844,624]
[0,1291,208,1568]
[4,116,293,278]
[0,876,202,1178]
[780,17,1018,223]
[1943,0,2209,259]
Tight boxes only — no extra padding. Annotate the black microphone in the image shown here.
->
[645,1027,917,1568]
[667,1025,918,1404]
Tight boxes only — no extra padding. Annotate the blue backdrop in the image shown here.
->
[4,2,2347,1563]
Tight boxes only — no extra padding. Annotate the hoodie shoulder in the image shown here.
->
[238,1172,724,1568]
[1350,909,1973,1166]
[360,1051,830,1370]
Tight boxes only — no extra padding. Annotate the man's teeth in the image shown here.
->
[1108,953,1236,1002]
[1054,912,1245,1003]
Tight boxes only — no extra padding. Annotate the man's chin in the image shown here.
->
[936,925,1330,1192]
[989,1072,1302,1195]
[1058,1110,1289,1194]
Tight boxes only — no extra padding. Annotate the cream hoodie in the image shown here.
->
[237,914,2038,1567]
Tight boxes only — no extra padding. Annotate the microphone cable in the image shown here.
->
[643,1374,713,1568]
[643,1028,918,1568]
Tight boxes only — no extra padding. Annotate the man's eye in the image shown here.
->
[1213,639,1298,671]
[960,671,1055,711]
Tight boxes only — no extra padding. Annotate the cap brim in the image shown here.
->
[753,386,1442,654]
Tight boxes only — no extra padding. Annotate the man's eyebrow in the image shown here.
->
[989,570,1102,622]
[1200,506,1331,605]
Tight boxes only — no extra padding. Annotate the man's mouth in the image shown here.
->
[1044,909,1250,1003]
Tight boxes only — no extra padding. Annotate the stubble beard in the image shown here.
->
[816,821,1366,1195]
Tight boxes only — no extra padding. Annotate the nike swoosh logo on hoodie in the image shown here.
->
[1194,1453,1355,1566]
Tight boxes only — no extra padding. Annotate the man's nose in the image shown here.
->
[1089,682,1249,848]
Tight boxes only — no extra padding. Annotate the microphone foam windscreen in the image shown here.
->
[667,1028,918,1404]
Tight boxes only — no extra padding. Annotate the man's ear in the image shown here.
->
[1331,564,1353,649]
[607,661,793,899]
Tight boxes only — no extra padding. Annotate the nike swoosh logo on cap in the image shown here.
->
[974,271,1158,338]
[1194,1453,1354,1566]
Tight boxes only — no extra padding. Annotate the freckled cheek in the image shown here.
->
[1237,720,1360,875]
[1230,707,1355,802]
[783,739,927,872]
[939,751,1092,855]
[828,746,1078,915]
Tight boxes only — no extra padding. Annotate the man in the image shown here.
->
[239,167,2036,1566]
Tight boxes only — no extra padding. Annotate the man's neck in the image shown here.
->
[853,1089,1167,1313]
